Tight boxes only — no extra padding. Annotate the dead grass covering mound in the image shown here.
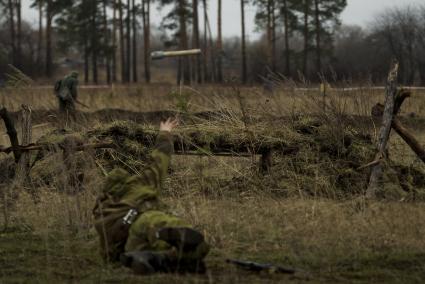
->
[2,114,421,200]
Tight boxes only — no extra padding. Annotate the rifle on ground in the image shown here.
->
[226,259,296,274]
[74,98,89,109]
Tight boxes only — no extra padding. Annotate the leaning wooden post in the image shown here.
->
[366,62,399,199]
[0,107,21,163]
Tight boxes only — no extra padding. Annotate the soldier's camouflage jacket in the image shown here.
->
[93,132,176,262]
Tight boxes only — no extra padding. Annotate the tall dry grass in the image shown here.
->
[1,81,425,282]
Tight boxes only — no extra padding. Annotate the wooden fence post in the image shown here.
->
[15,105,32,182]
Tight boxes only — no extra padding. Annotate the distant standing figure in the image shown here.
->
[54,71,79,117]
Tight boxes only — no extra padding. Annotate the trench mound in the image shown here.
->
[1,115,424,200]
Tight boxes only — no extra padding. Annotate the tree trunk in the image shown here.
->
[241,0,247,84]
[132,0,138,82]
[202,0,209,82]
[302,0,309,76]
[178,0,190,85]
[206,9,216,82]
[271,0,276,73]
[37,0,43,68]
[45,0,52,77]
[283,0,290,76]
[103,0,111,84]
[192,0,201,84]
[118,0,126,82]
[314,0,321,75]
[8,0,16,67]
[266,0,272,71]
[126,0,131,83]
[112,0,117,82]
[84,39,89,83]
[216,0,223,82]
[16,0,22,69]
[92,0,98,84]
[142,0,151,83]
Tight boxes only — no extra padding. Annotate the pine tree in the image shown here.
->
[281,0,292,76]
[192,0,201,83]
[142,0,151,83]
[7,0,16,67]
[118,0,126,82]
[241,0,247,83]
[216,0,223,82]
[314,0,347,73]
[251,0,279,73]
[132,0,137,82]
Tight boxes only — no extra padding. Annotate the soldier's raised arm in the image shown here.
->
[138,118,178,189]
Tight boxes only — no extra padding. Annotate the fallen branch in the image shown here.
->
[226,259,296,274]
[0,142,275,158]
[0,142,116,154]
[357,156,383,170]
[373,103,424,164]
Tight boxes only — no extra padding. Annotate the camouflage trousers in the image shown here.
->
[94,168,209,262]
[126,210,210,264]
[58,98,76,122]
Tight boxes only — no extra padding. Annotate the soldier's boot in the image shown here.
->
[156,227,209,273]
[120,250,175,275]
[156,227,204,251]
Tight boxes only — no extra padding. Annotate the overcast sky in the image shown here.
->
[21,0,424,40]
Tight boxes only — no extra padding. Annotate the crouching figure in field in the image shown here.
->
[93,118,209,274]
[54,71,79,121]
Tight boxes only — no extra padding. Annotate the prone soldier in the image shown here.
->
[93,118,210,274]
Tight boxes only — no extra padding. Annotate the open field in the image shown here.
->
[1,83,425,283]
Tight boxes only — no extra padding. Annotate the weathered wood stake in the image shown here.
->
[15,105,32,182]
[366,62,399,199]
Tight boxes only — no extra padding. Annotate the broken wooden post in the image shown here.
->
[0,107,21,162]
[15,105,32,182]
[366,61,399,199]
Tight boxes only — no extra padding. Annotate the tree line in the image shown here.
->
[0,1,424,85]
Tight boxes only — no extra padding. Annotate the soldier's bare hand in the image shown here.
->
[160,117,179,132]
